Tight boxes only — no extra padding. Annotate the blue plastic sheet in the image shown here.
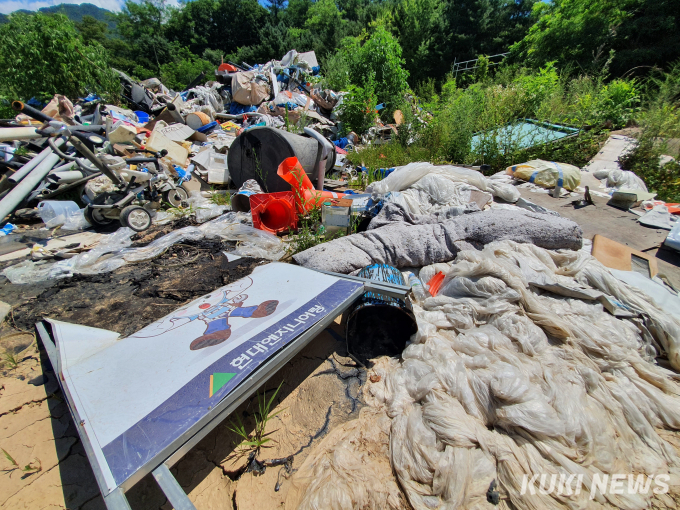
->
[229,102,258,115]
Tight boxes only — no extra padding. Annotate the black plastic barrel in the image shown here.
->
[346,263,418,365]
[228,127,327,192]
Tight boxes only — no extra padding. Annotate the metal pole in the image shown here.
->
[9,139,64,184]
[0,152,60,221]
[152,464,197,510]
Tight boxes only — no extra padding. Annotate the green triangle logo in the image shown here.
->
[210,372,236,397]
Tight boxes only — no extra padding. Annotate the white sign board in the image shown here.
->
[44,263,362,493]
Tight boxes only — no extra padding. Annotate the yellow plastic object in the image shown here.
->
[506,159,581,191]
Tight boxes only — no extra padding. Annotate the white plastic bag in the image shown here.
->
[605,169,647,192]
[187,191,230,223]
[664,220,680,251]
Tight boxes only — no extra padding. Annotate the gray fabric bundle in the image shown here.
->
[367,202,481,229]
[293,209,582,273]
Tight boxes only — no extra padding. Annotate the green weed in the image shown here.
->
[227,382,286,459]
[1,448,42,474]
[1,351,19,370]
[163,202,196,219]
[252,152,268,193]
[209,190,232,207]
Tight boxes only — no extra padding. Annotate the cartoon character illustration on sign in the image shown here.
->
[128,276,278,350]
[188,292,279,350]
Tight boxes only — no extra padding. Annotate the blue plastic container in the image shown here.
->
[134,111,150,124]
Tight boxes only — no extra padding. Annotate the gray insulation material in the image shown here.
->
[367,202,480,229]
[293,209,582,273]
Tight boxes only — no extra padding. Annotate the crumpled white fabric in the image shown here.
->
[289,240,680,510]
[366,162,520,204]
[396,174,491,215]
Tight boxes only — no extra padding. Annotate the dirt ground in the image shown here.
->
[0,220,368,509]
[1,201,680,509]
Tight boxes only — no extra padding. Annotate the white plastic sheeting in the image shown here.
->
[288,241,680,510]
[593,168,649,193]
[366,162,520,205]
[3,213,287,283]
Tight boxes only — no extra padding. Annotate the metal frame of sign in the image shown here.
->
[36,268,408,510]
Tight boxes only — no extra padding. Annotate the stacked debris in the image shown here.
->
[1,46,680,510]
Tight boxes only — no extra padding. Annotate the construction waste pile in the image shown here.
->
[1,48,680,510]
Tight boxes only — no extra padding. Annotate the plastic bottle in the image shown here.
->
[407,272,430,302]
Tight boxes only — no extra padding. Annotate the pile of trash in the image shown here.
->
[0,48,357,240]
[2,43,680,510]
[287,239,680,510]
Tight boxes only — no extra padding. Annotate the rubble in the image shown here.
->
[0,47,679,510]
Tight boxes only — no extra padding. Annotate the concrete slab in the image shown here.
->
[517,188,680,289]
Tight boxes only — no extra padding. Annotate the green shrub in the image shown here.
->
[0,13,120,116]
[321,50,352,92]
[339,76,378,135]
[345,142,433,171]
[336,25,409,116]
[594,79,640,128]
[618,69,680,202]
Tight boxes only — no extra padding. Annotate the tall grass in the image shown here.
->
[620,65,680,202]
[349,62,643,178]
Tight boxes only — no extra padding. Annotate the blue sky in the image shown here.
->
[0,0,181,15]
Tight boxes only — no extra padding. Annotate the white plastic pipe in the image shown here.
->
[0,152,61,221]
[9,138,64,183]
[47,170,84,184]
[0,127,41,142]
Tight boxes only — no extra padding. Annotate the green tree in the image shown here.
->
[510,0,680,77]
[164,0,269,60]
[443,0,536,79]
[340,25,410,113]
[160,47,216,90]
[510,0,630,73]
[392,0,446,82]
[75,14,108,45]
[283,0,313,28]
[304,0,347,56]
[113,0,175,77]
[0,13,120,111]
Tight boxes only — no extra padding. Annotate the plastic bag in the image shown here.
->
[2,258,75,284]
[2,212,286,282]
[664,220,680,251]
[187,191,230,223]
[605,169,647,192]
[506,160,581,191]
[61,209,91,230]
